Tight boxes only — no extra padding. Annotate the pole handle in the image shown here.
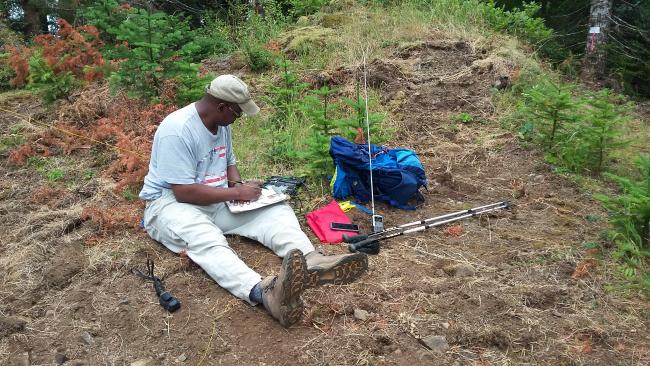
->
[347,238,380,255]
[342,233,368,243]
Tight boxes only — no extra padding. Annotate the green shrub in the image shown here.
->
[259,57,309,164]
[27,50,80,103]
[454,112,474,124]
[27,156,47,171]
[297,86,341,178]
[3,19,105,100]
[338,84,386,143]
[481,1,552,45]
[84,3,214,104]
[296,85,388,179]
[184,16,233,61]
[508,69,645,291]
[80,0,129,45]
[518,79,580,151]
[515,78,634,175]
[108,8,197,100]
[287,0,329,18]
[556,90,632,174]
[47,169,65,183]
[595,155,650,282]
[265,57,309,123]
[383,0,552,45]
[261,62,388,179]
[235,8,287,46]
[262,125,298,166]
[233,9,287,72]
[241,39,275,72]
[0,52,13,91]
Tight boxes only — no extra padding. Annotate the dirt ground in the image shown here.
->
[1,37,649,366]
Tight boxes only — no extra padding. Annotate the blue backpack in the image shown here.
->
[329,136,427,210]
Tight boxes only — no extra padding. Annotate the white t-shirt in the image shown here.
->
[139,103,236,201]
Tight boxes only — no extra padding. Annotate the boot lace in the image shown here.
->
[262,277,277,293]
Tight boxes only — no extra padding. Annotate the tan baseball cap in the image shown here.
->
[206,75,260,116]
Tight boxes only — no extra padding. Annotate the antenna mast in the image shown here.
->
[362,52,384,233]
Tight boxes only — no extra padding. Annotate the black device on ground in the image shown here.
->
[132,258,181,312]
[262,176,306,196]
[344,201,511,255]
[330,222,360,232]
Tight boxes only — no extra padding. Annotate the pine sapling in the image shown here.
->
[298,86,339,178]
[102,4,207,103]
[339,79,385,143]
[595,155,650,278]
[520,80,580,151]
[266,56,308,123]
[583,89,632,174]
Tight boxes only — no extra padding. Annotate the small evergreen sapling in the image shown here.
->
[595,155,650,279]
[108,6,196,100]
[80,0,129,46]
[298,86,340,178]
[554,90,632,174]
[262,57,309,163]
[27,50,79,103]
[519,80,580,151]
[266,56,309,123]
[338,80,385,143]
[580,90,632,174]
[86,3,213,104]
[5,19,105,101]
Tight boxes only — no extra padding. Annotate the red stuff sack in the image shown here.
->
[306,200,359,244]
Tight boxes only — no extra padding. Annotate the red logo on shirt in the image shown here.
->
[201,172,228,185]
[214,146,226,158]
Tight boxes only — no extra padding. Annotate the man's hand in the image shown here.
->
[172,181,261,205]
[233,182,262,202]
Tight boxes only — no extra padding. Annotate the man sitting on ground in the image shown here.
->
[139,75,368,327]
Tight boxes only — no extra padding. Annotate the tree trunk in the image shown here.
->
[56,0,80,26]
[249,0,265,18]
[21,0,48,36]
[540,0,549,18]
[582,0,613,84]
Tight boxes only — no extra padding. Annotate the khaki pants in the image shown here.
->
[143,189,314,304]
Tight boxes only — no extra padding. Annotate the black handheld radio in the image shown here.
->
[133,259,180,312]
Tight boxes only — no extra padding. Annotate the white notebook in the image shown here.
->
[225,188,289,213]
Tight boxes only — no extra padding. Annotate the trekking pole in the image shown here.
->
[371,201,509,238]
[344,201,510,254]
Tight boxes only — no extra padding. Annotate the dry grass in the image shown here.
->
[56,83,112,128]
[0,205,83,297]
[295,221,649,364]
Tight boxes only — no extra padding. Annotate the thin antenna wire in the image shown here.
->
[362,50,376,217]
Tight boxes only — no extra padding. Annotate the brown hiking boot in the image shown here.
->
[261,249,307,327]
[304,251,368,288]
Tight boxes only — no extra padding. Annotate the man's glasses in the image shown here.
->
[224,104,242,118]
